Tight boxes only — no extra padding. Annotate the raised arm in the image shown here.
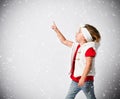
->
[51,22,73,48]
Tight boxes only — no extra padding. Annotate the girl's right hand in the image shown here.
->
[51,21,58,31]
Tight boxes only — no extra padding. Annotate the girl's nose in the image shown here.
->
[76,32,79,35]
[75,33,78,38]
[75,33,77,36]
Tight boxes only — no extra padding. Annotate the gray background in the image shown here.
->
[0,0,120,99]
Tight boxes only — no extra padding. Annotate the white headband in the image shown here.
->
[81,27,93,42]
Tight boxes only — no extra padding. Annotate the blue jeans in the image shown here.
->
[65,81,96,99]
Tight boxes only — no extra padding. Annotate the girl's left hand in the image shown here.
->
[78,78,85,87]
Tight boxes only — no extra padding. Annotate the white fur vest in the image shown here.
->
[71,42,96,77]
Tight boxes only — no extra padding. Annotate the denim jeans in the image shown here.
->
[65,80,96,99]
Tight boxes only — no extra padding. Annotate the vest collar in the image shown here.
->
[80,42,95,48]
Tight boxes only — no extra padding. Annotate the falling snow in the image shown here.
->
[0,0,120,99]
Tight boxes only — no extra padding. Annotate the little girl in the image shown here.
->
[51,22,101,99]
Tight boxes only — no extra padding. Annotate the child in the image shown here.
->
[51,22,101,99]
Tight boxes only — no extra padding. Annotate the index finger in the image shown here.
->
[53,21,56,26]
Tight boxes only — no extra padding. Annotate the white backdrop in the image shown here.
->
[0,0,120,99]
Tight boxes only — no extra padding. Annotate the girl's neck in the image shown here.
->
[79,41,87,45]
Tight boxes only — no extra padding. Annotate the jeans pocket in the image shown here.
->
[83,81,94,90]
[82,81,96,99]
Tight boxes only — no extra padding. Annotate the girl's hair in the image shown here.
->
[84,24,101,43]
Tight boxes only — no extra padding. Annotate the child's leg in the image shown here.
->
[65,81,81,99]
[81,81,96,99]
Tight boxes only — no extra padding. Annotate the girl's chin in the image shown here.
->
[75,39,80,43]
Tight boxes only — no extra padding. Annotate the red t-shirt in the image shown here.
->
[70,47,96,82]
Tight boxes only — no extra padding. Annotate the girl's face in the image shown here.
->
[75,27,85,43]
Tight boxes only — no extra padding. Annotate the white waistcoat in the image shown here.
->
[71,42,96,77]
